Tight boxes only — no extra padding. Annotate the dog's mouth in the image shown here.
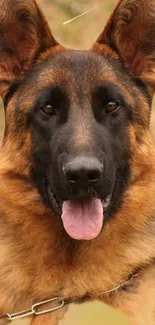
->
[48,190,112,241]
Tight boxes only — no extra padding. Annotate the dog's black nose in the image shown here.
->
[63,156,103,187]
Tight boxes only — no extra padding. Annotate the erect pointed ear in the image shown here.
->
[0,0,57,100]
[96,0,155,97]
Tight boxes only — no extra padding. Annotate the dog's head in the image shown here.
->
[0,0,155,240]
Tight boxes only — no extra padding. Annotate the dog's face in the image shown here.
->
[0,0,155,240]
[29,50,132,232]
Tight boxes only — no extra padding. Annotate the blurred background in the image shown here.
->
[0,0,155,324]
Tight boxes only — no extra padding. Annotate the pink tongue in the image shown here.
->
[62,198,103,240]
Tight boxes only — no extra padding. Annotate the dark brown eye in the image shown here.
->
[40,104,55,115]
[106,102,119,113]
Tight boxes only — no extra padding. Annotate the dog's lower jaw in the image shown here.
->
[48,190,112,217]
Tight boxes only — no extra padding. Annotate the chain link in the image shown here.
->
[0,297,64,321]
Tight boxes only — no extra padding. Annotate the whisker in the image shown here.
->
[36,176,52,184]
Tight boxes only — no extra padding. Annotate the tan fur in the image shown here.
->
[0,1,155,325]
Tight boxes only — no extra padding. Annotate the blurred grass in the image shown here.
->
[60,302,129,325]
[0,0,154,324]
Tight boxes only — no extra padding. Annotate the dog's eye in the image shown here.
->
[106,102,119,113]
[40,104,55,115]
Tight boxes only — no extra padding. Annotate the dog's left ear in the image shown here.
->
[0,0,57,100]
[96,0,155,97]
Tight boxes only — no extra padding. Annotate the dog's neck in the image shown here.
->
[0,140,155,315]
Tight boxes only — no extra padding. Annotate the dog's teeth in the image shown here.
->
[102,194,112,209]
[102,201,109,208]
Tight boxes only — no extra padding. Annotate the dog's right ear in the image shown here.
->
[0,0,57,100]
[95,0,155,99]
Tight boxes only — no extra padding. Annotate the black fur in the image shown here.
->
[6,49,150,222]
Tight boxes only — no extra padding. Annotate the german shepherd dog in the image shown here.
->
[0,0,155,324]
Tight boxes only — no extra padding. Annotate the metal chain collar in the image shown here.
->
[0,298,65,322]
[0,270,141,322]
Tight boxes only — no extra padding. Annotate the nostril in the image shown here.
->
[66,171,78,183]
[88,170,100,182]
